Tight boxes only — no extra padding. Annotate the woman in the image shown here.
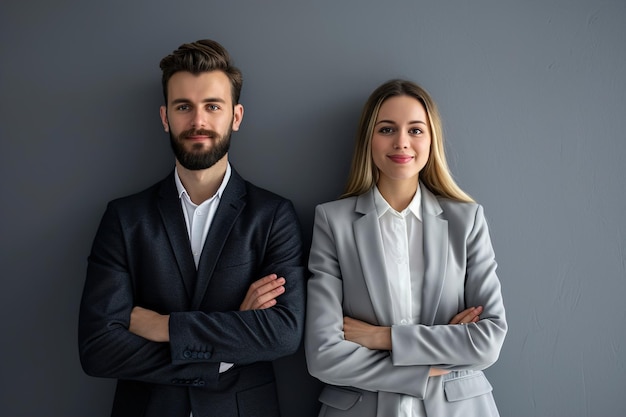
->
[305,79,507,417]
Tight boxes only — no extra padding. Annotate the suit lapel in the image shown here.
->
[192,170,246,309]
[157,174,196,301]
[353,189,395,326]
[420,184,448,325]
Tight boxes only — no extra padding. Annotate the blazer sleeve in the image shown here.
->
[79,202,218,387]
[390,204,508,370]
[305,204,431,399]
[167,199,306,365]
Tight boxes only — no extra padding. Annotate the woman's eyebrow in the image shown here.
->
[375,119,427,125]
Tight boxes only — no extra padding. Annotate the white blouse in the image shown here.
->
[374,185,427,417]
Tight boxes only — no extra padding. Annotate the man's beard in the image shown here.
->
[169,126,232,171]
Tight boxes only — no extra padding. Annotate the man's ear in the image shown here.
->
[159,106,169,132]
[232,104,244,132]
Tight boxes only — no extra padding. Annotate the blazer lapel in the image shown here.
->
[353,189,395,326]
[157,174,196,301]
[192,170,246,309]
[420,184,448,325]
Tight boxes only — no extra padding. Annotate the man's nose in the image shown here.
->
[191,109,206,128]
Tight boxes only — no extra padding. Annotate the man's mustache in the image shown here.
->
[178,128,220,139]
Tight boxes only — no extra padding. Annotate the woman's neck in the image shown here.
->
[376,177,419,212]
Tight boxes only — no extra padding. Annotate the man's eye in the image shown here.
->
[176,104,190,111]
[207,104,220,111]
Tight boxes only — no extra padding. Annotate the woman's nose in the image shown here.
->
[393,132,409,149]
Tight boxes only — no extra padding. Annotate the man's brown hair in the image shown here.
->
[159,39,243,106]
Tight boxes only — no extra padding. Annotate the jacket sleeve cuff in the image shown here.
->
[390,325,430,399]
[169,312,214,364]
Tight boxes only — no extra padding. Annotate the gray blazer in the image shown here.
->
[305,184,507,417]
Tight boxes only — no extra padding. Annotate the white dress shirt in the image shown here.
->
[174,164,234,374]
[374,185,427,417]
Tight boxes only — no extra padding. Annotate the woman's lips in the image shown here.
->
[387,154,414,163]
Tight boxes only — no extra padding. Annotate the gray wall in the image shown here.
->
[1,1,624,416]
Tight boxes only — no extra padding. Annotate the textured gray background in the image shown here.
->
[1,1,625,416]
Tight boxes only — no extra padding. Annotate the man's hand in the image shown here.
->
[239,274,285,311]
[128,274,285,342]
[129,306,170,342]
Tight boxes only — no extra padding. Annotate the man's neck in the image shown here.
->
[176,157,228,205]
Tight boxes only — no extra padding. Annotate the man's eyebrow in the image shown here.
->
[170,97,227,104]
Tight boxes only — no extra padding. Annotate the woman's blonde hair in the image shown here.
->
[342,79,474,202]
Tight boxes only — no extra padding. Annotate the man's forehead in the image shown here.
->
[167,71,232,103]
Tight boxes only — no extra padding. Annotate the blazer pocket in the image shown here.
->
[443,372,493,402]
[236,381,280,417]
[319,385,363,411]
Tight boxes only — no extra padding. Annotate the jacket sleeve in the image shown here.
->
[78,202,217,388]
[305,204,431,399]
[167,199,306,366]
[390,204,508,370]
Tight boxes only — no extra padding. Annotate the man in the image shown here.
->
[79,39,305,417]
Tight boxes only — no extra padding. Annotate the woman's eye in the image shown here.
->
[379,127,394,134]
[409,128,423,135]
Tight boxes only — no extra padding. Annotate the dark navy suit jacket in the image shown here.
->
[79,168,306,417]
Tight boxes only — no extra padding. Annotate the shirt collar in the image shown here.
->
[373,184,422,221]
[174,163,232,204]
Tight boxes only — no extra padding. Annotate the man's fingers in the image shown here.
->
[252,283,285,309]
[248,274,278,291]
[240,274,286,311]
[250,277,285,300]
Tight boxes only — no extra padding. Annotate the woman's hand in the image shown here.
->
[343,307,482,376]
[343,316,391,350]
[448,306,483,325]
[429,367,450,377]
[430,307,483,377]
